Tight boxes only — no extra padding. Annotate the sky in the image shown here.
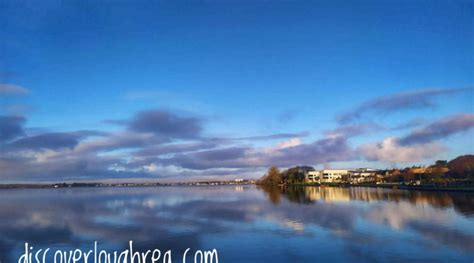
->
[0,0,473,183]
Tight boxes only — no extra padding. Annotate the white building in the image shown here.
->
[304,168,378,184]
[350,168,377,183]
[320,169,349,183]
[305,170,321,183]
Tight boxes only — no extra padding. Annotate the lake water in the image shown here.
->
[0,186,473,263]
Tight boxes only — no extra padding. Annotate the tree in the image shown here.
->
[285,167,302,184]
[257,166,282,185]
[278,166,311,184]
[448,155,474,180]
[268,166,282,185]
[403,172,415,183]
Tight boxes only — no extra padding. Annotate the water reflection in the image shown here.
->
[261,186,474,254]
[0,186,473,262]
[261,185,474,215]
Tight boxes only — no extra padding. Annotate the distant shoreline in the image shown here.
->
[0,181,255,189]
[1,181,473,192]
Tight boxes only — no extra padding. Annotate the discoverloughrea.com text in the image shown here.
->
[17,241,218,263]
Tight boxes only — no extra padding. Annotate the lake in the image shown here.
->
[0,186,473,263]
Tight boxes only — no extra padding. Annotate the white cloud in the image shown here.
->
[276,137,302,149]
[264,137,301,154]
[359,137,444,163]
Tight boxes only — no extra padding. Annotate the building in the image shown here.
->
[350,168,377,183]
[320,169,349,183]
[305,170,321,183]
[304,168,379,184]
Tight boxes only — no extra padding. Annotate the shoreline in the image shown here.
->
[1,182,473,192]
[0,181,255,189]
[259,183,474,193]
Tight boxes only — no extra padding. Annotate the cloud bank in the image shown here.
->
[398,113,474,145]
[0,87,472,182]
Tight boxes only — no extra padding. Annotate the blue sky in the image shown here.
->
[1,0,473,182]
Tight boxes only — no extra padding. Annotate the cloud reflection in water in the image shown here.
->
[0,186,472,262]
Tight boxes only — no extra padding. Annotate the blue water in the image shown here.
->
[0,186,473,262]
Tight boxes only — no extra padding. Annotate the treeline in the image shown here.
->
[256,166,313,186]
[384,155,474,184]
[256,154,474,186]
